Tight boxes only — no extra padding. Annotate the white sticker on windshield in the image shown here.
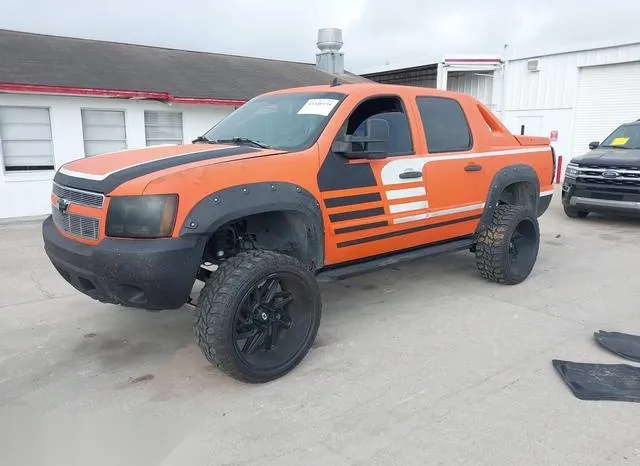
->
[297,99,339,116]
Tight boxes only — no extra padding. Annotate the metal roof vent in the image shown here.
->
[527,59,540,72]
[316,28,344,74]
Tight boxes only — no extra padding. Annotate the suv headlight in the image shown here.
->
[106,194,178,238]
[565,165,579,178]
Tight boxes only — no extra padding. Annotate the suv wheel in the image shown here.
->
[475,204,540,285]
[563,205,589,218]
[193,250,321,383]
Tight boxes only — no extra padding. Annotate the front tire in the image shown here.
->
[193,250,321,383]
[475,204,540,285]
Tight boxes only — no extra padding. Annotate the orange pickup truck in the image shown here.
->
[43,83,555,382]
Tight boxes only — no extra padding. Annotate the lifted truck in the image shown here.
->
[43,83,555,382]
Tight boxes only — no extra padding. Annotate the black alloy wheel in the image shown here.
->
[506,217,538,280]
[475,204,540,285]
[194,250,321,383]
[233,273,315,371]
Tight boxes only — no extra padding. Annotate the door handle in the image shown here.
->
[399,170,422,179]
[464,164,482,172]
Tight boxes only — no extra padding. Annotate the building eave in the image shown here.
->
[359,55,502,77]
[0,82,245,106]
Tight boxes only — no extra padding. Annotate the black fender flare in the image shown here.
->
[477,164,540,233]
[178,182,324,266]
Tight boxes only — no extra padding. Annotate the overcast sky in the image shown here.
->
[2,0,639,72]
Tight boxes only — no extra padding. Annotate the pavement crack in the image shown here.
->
[474,288,588,328]
[30,271,55,299]
[0,293,73,309]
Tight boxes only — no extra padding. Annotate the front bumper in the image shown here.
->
[42,216,205,309]
[561,180,640,216]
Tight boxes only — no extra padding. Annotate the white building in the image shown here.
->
[0,93,235,219]
[0,28,364,219]
[361,41,640,178]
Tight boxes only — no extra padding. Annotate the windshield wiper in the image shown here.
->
[210,137,271,149]
[601,144,631,149]
[192,135,211,143]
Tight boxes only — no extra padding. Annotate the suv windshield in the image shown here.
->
[600,123,640,150]
[202,92,346,151]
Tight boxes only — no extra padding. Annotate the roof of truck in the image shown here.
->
[265,82,471,99]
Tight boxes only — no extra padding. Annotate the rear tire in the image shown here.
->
[193,250,321,383]
[475,204,540,285]
[563,205,589,218]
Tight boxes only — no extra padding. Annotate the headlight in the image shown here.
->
[106,194,178,238]
[565,165,579,177]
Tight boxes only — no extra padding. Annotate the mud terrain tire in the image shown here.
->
[475,204,540,285]
[193,250,321,383]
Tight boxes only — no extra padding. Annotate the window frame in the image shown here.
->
[0,105,55,173]
[143,110,184,146]
[415,96,474,154]
[80,108,128,157]
[332,93,415,158]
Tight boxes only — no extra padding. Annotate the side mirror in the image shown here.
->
[589,141,600,150]
[332,118,390,160]
[331,136,387,159]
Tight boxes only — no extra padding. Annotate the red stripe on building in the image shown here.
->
[172,96,245,106]
[0,82,245,106]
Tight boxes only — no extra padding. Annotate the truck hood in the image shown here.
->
[54,143,285,193]
[571,147,640,167]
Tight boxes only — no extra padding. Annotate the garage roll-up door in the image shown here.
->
[571,61,640,159]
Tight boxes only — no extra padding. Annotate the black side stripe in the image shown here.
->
[329,207,385,223]
[324,192,382,208]
[54,146,260,194]
[317,152,377,192]
[337,215,482,248]
[335,221,388,235]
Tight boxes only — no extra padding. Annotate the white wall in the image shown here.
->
[447,71,495,110]
[0,93,234,219]
[501,42,640,177]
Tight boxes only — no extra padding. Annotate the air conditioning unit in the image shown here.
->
[527,59,540,72]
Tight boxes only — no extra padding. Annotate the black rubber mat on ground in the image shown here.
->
[594,331,640,363]
[552,360,640,402]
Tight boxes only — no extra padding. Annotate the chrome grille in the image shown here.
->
[571,164,640,188]
[53,182,104,208]
[52,205,99,239]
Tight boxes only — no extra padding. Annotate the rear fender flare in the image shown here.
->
[178,182,324,267]
[477,164,540,233]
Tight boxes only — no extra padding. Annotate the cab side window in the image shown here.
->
[341,96,413,156]
[416,96,472,153]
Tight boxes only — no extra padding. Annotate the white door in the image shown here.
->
[572,61,640,157]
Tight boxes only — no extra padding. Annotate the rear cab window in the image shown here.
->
[416,96,473,153]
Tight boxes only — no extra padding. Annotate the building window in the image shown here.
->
[81,109,127,156]
[416,97,472,153]
[144,111,183,146]
[0,106,54,172]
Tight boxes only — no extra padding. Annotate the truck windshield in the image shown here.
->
[202,92,346,151]
[600,123,640,150]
